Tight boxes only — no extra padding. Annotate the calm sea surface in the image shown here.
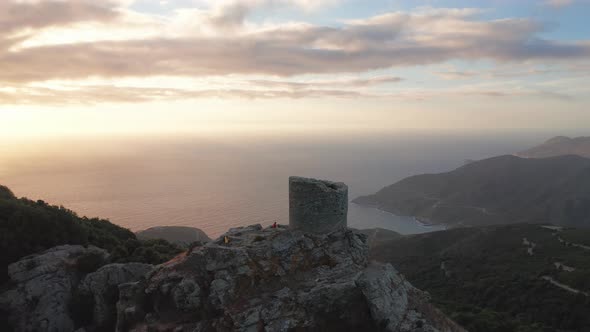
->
[0,131,563,237]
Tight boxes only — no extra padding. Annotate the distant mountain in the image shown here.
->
[354,155,590,227]
[369,223,590,332]
[517,136,590,158]
[136,226,211,247]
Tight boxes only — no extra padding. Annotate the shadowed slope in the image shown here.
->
[354,155,590,227]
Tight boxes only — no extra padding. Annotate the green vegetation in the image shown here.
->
[0,185,182,283]
[355,227,402,247]
[370,224,590,332]
[561,229,590,247]
[110,238,184,264]
[136,226,212,248]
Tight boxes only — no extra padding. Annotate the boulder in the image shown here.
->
[0,245,108,332]
[79,263,154,331]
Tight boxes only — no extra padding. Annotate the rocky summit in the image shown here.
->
[116,224,463,332]
[0,224,464,332]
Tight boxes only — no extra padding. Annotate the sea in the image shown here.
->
[0,130,571,238]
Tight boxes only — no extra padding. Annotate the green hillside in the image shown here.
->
[0,185,182,283]
[370,224,590,332]
[354,227,402,247]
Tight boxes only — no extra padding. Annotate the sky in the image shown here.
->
[1,0,590,137]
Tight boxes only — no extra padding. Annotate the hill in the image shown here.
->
[517,136,590,158]
[369,224,590,332]
[0,184,182,283]
[0,225,465,332]
[354,155,590,227]
[0,182,465,331]
[354,227,402,247]
[136,226,211,247]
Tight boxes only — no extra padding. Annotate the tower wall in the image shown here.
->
[289,176,348,233]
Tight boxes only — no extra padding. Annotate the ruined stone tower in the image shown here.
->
[289,176,348,233]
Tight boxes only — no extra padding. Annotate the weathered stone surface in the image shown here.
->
[117,224,465,332]
[116,281,148,332]
[0,245,109,332]
[0,197,463,332]
[79,263,154,331]
[289,176,348,234]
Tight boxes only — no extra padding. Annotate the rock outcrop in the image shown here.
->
[0,177,464,331]
[0,245,109,332]
[0,246,153,332]
[79,263,154,331]
[116,224,465,332]
[0,226,464,332]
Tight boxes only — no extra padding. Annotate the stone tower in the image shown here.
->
[289,176,348,233]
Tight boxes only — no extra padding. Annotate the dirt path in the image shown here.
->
[541,276,588,297]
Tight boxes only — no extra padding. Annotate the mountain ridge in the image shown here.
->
[354,154,590,227]
[517,136,590,158]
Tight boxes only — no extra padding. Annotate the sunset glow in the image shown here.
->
[1,0,590,137]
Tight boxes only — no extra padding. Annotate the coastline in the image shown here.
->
[412,216,444,228]
[351,201,447,231]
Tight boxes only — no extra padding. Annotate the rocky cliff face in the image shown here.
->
[0,245,152,332]
[0,245,110,332]
[116,224,464,332]
[1,225,464,332]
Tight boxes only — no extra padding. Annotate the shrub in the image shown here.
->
[0,185,181,283]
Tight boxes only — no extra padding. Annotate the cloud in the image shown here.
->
[0,2,589,104]
[2,8,589,84]
[434,67,562,80]
[0,85,375,105]
[0,80,575,106]
[543,0,575,8]
[249,76,403,89]
[0,1,120,34]
[171,0,340,34]
[435,71,479,80]
[193,0,339,13]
